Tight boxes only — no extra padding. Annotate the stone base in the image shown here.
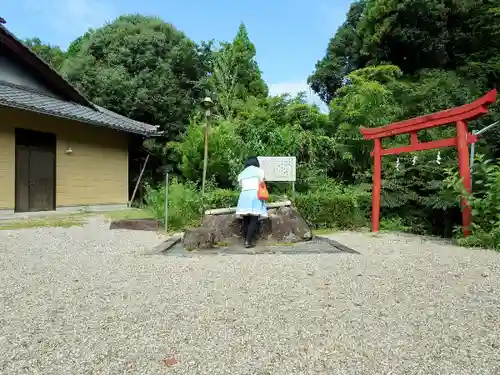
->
[182,206,312,250]
[183,228,216,251]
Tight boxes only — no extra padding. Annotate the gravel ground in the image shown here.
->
[1,217,500,375]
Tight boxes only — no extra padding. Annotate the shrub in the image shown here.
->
[379,216,412,232]
[456,224,500,250]
[144,182,243,230]
[443,155,500,250]
[204,188,239,209]
[293,186,370,229]
[144,179,202,230]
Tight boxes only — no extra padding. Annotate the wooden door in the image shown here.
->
[15,129,56,212]
[29,148,55,211]
[15,146,30,213]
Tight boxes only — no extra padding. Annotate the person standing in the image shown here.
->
[236,157,268,248]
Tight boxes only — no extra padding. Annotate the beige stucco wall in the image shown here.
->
[0,106,129,210]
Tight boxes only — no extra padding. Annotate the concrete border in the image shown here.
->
[314,236,359,254]
[149,235,183,254]
[0,203,129,221]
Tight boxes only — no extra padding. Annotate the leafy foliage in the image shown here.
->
[23,38,66,70]
[203,23,268,120]
[168,93,335,191]
[307,0,366,103]
[310,0,500,104]
[444,155,500,250]
[60,15,207,139]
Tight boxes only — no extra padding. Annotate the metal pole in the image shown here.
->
[470,142,476,175]
[164,172,169,233]
[201,109,210,195]
[475,120,499,136]
[470,121,500,181]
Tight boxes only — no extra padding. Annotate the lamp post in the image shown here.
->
[200,96,214,195]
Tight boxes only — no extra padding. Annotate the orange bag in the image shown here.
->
[257,180,269,201]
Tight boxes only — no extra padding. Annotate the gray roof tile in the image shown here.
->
[0,81,159,136]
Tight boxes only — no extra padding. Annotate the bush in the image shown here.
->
[144,182,242,231]
[456,224,500,250]
[379,216,412,232]
[443,155,500,250]
[144,179,202,231]
[293,186,370,229]
[204,188,239,209]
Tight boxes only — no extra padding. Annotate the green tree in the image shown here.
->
[307,0,366,104]
[61,14,208,139]
[207,44,240,120]
[23,38,66,71]
[358,0,450,72]
[170,93,334,190]
[325,64,496,235]
[205,23,268,119]
[328,65,404,180]
[228,23,268,100]
[357,0,500,83]
[66,29,95,58]
[310,0,500,103]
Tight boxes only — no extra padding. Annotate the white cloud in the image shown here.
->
[268,81,328,112]
[22,0,115,47]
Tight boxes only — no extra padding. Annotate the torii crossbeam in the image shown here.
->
[360,89,497,236]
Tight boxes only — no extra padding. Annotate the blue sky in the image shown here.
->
[1,0,353,106]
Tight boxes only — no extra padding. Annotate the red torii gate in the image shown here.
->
[360,89,497,236]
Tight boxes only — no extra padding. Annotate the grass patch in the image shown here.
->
[0,216,85,230]
[313,228,336,235]
[101,208,154,221]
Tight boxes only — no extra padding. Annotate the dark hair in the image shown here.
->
[244,156,260,168]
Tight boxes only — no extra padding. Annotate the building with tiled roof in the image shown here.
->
[0,23,159,213]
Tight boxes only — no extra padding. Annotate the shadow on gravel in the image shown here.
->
[162,235,359,257]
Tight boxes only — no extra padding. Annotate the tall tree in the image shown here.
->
[310,0,500,104]
[208,46,240,120]
[204,23,268,119]
[307,0,366,104]
[357,0,500,84]
[229,23,268,100]
[61,14,208,139]
[358,0,450,72]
